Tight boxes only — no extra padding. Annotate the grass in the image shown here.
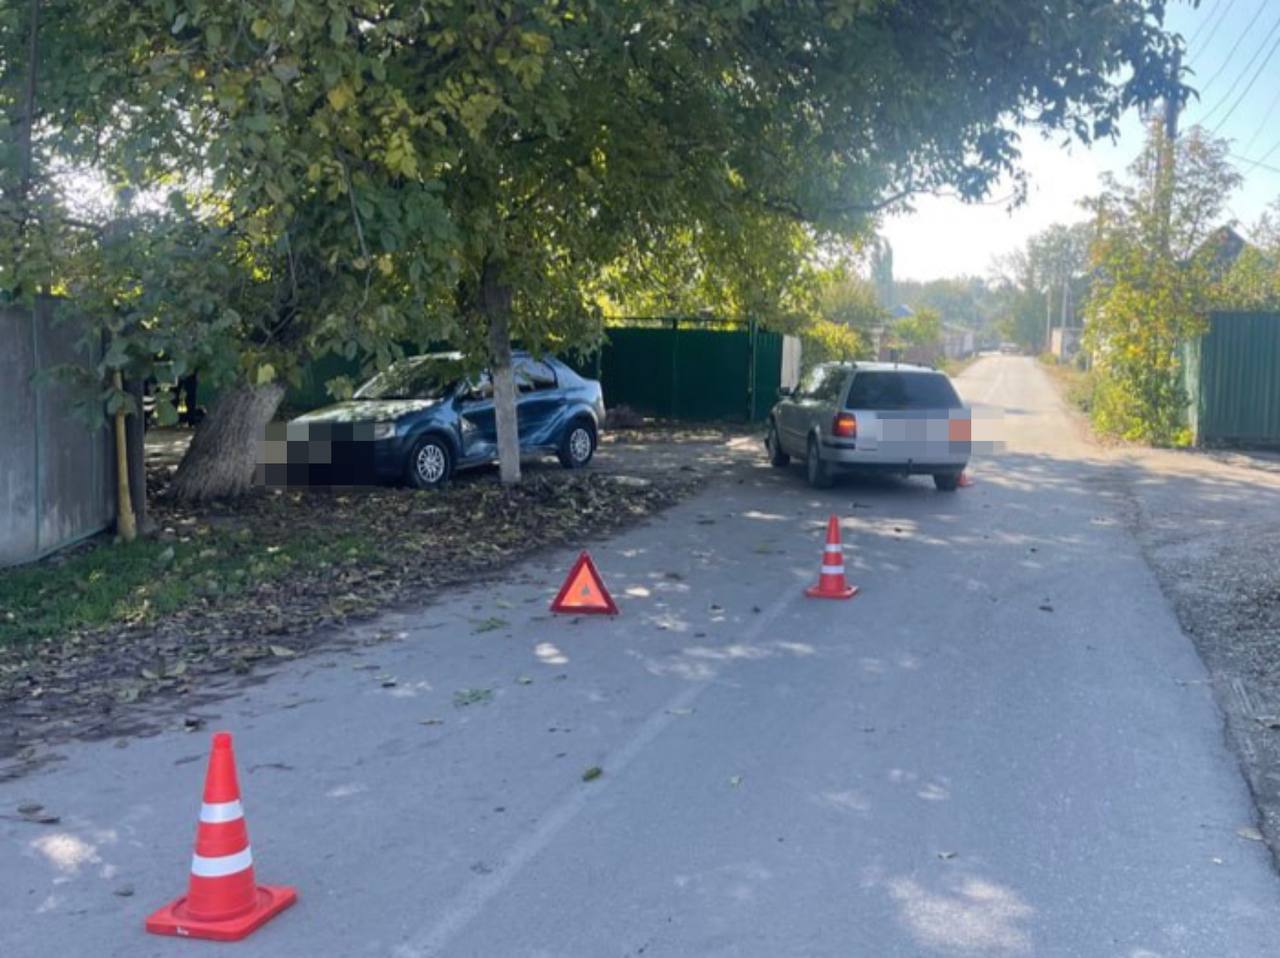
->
[0,523,378,647]
[1038,354,1096,415]
[939,355,980,378]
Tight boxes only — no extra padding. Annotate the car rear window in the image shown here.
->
[844,371,960,410]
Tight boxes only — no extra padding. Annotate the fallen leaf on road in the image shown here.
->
[1254,716,1280,729]
[269,645,297,658]
[582,766,603,782]
[419,718,444,726]
[729,775,743,787]
[515,676,533,685]
[454,688,493,707]
[1038,604,1054,613]
[16,802,42,815]
[113,885,135,898]
[19,806,60,824]
[1237,826,1264,842]
[937,851,957,860]
[472,617,507,634]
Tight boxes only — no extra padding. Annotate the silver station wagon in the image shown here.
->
[765,361,971,490]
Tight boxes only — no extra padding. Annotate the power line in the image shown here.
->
[1186,0,1221,48]
[1195,1,1275,103]
[1194,0,1239,54]
[1228,150,1280,175]
[1211,30,1280,133]
[1241,85,1280,153]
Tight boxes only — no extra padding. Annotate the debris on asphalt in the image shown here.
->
[1237,826,1264,842]
[17,803,59,825]
[582,766,603,782]
[454,688,493,708]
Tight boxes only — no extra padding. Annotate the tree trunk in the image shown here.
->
[124,377,148,533]
[482,263,521,484]
[169,382,285,501]
[111,372,137,542]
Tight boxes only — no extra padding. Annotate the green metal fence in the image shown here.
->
[1185,311,1280,446]
[580,319,783,422]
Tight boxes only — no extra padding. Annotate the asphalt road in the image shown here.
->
[3,356,1276,957]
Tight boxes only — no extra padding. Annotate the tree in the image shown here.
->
[1028,221,1092,335]
[870,238,895,308]
[892,305,942,350]
[14,0,1185,495]
[1083,123,1242,444]
[1215,201,1280,309]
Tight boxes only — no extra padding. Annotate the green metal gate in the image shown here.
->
[1185,311,1280,446]
[584,319,784,422]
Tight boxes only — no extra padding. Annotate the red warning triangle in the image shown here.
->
[550,551,618,615]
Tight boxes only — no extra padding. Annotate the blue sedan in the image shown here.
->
[284,352,605,488]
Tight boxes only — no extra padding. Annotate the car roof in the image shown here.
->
[400,350,552,363]
[814,360,942,375]
[849,361,941,374]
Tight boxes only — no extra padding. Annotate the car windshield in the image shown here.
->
[353,356,465,400]
[845,371,961,410]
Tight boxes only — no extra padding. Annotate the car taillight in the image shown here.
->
[832,412,857,438]
[948,417,971,441]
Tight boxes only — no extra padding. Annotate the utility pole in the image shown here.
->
[1044,285,1053,354]
[1157,49,1180,255]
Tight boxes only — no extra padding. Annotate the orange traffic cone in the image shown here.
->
[958,470,975,487]
[805,514,859,600]
[146,732,297,941]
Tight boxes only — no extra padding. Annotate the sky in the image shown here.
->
[881,0,1280,282]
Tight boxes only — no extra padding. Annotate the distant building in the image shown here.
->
[1051,326,1082,361]
[943,324,975,360]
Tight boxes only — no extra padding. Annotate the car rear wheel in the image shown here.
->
[558,420,596,469]
[407,435,451,489]
[933,471,960,492]
[806,436,832,489]
[766,421,790,467]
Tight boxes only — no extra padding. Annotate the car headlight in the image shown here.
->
[371,422,396,440]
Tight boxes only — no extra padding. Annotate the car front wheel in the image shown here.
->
[806,436,833,489]
[558,420,596,469]
[407,435,452,489]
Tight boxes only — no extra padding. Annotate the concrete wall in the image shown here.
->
[1,301,114,567]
